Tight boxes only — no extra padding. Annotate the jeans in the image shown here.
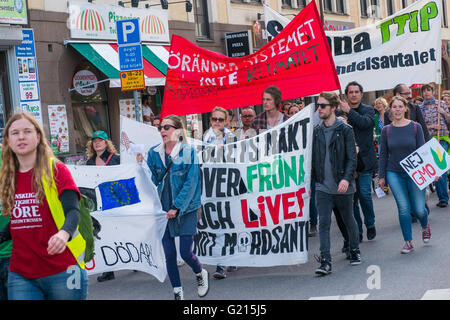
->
[161,227,202,288]
[353,173,376,235]
[309,181,318,226]
[8,264,88,300]
[435,140,449,203]
[0,258,10,300]
[316,191,360,262]
[387,171,428,241]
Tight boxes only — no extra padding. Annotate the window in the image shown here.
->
[281,0,307,8]
[360,0,380,18]
[442,0,448,27]
[386,0,394,16]
[194,0,210,39]
[323,0,346,14]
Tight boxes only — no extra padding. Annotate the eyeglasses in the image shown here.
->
[316,103,331,109]
[158,124,177,131]
[211,117,225,123]
[399,92,411,96]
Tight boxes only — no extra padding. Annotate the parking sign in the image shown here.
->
[116,19,141,46]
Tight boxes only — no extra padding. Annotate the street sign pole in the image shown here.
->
[116,18,145,122]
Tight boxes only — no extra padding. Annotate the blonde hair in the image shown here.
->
[211,107,228,120]
[0,113,56,217]
[85,138,118,159]
[374,97,388,110]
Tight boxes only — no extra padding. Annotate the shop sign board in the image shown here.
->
[72,70,98,96]
[68,1,169,43]
[225,31,252,57]
[14,29,43,127]
[0,0,27,25]
[120,70,145,91]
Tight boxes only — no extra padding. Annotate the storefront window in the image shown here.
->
[71,67,109,154]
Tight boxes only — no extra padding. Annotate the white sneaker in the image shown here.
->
[196,269,209,298]
[174,286,184,300]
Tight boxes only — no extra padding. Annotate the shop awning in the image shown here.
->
[69,42,169,88]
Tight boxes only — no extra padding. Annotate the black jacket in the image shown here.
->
[86,149,120,166]
[346,103,377,174]
[312,120,357,185]
[384,102,431,141]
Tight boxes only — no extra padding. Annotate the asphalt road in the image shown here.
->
[87,189,450,300]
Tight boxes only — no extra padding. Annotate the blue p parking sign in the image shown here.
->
[116,19,144,72]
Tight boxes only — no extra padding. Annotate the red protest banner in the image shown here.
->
[161,1,339,118]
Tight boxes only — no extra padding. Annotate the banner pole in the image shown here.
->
[437,83,441,141]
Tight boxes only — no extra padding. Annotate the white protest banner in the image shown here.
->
[68,163,167,281]
[264,0,441,91]
[192,105,313,266]
[400,138,450,190]
[120,115,161,164]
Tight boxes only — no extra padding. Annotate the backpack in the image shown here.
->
[78,194,95,262]
[51,160,95,263]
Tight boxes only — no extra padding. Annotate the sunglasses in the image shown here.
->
[241,115,254,118]
[211,117,225,123]
[316,103,331,109]
[158,124,177,131]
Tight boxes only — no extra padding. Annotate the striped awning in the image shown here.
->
[69,42,169,88]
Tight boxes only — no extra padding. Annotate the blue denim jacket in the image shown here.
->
[147,142,201,236]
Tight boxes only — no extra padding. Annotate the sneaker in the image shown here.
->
[436,201,448,208]
[174,287,184,300]
[196,269,209,297]
[401,241,414,254]
[177,260,185,267]
[97,272,115,282]
[213,266,226,279]
[314,256,332,275]
[349,249,362,265]
[341,242,350,260]
[367,227,376,240]
[422,224,431,243]
[226,266,238,272]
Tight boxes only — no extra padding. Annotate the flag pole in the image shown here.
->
[437,83,442,141]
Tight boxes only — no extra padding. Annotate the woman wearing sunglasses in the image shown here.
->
[203,107,237,279]
[203,106,236,145]
[136,115,208,300]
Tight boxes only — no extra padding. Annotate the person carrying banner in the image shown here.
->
[312,92,361,275]
[0,113,88,300]
[203,107,237,279]
[136,115,208,300]
[419,83,450,207]
[384,84,430,142]
[234,107,257,140]
[251,86,289,135]
[378,96,432,254]
[339,81,377,242]
[86,130,120,283]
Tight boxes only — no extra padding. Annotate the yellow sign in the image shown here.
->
[120,70,145,91]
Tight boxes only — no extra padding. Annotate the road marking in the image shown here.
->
[309,293,369,300]
[421,289,450,300]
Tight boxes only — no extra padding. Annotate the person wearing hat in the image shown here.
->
[85,131,120,282]
[86,131,120,166]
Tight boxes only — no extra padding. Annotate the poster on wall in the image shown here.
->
[14,29,43,127]
[48,105,70,154]
[0,0,27,24]
[119,98,142,122]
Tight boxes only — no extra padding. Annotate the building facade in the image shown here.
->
[1,0,449,159]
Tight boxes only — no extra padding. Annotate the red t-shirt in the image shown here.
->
[9,161,81,279]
